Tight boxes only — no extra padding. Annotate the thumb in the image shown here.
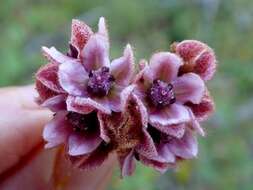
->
[0,85,52,174]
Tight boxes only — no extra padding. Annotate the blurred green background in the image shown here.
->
[1,0,253,189]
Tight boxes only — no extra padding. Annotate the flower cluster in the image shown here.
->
[35,17,216,177]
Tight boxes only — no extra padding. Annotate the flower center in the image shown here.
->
[66,111,99,133]
[87,66,115,97]
[148,79,176,108]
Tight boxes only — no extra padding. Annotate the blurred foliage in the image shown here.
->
[1,0,253,189]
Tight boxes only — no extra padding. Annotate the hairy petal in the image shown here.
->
[67,96,111,114]
[111,44,135,86]
[42,46,75,64]
[187,89,215,122]
[71,19,93,51]
[68,133,102,156]
[173,73,205,104]
[75,144,112,170]
[134,62,153,91]
[132,94,148,127]
[36,63,64,94]
[120,85,136,111]
[153,123,185,139]
[35,80,59,103]
[155,143,175,163]
[135,128,158,159]
[149,104,190,127]
[81,34,110,72]
[188,108,205,136]
[97,112,111,142]
[149,52,183,82]
[167,130,198,159]
[58,61,88,96]
[118,150,136,177]
[43,111,71,148]
[139,155,170,173]
[41,94,66,112]
[98,17,109,41]
[194,50,216,81]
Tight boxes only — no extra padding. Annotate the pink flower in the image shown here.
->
[131,52,206,137]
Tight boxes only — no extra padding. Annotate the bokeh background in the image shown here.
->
[1,0,253,189]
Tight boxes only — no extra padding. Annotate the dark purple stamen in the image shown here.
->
[148,79,176,108]
[66,111,99,133]
[87,66,115,97]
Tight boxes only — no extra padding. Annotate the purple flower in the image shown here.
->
[40,17,134,114]
[131,52,205,137]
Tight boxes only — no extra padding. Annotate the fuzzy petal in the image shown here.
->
[139,155,170,173]
[35,80,59,103]
[43,111,71,148]
[58,61,88,96]
[188,108,205,136]
[68,133,102,156]
[149,52,183,82]
[187,90,215,122]
[132,94,148,127]
[135,128,158,159]
[111,44,134,86]
[75,143,112,170]
[168,130,198,159]
[134,62,153,91]
[42,46,75,64]
[97,112,111,142]
[149,104,190,127]
[120,84,136,111]
[71,19,93,51]
[36,63,64,94]
[194,50,216,81]
[81,34,110,72]
[41,94,66,112]
[155,143,176,163]
[153,123,185,139]
[119,150,136,177]
[98,17,109,40]
[172,40,206,62]
[67,96,111,114]
[173,73,205,104]
[122,85,148,126]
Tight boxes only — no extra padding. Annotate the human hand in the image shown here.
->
[0,85,115,190]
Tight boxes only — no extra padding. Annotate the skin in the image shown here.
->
[0,85,115,190]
